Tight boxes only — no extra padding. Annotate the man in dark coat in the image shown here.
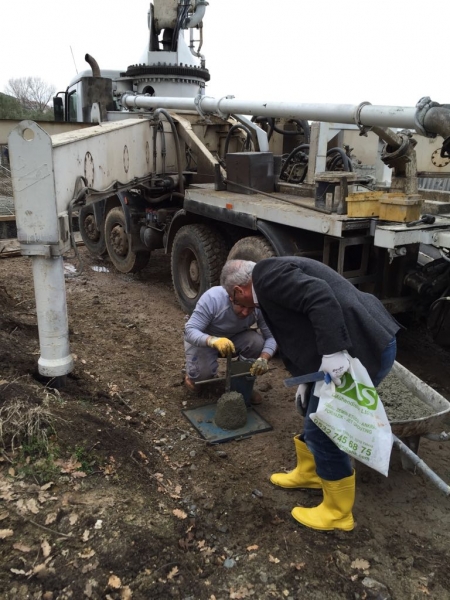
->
[220,257,399,531]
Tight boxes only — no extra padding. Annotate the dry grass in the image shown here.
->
[0,395,56,454]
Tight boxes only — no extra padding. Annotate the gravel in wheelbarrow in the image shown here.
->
[378,361,450,438]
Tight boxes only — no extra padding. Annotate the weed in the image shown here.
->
[74,444,96,474]
[17,440,61,484]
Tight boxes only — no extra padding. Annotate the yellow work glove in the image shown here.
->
[250,357,269,376]
[207,336,235,357]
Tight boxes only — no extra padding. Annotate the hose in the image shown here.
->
[251,116,275,141]
[171,0,191,52]
[140,190,185,204]
[251,117,310,142]
[153,121,166,175]
[279,144,310,180]
[273,119,311,143]
[224,124,253,157]
[153,109,184,195]
[66,176,89,277]
[326,148,353,172]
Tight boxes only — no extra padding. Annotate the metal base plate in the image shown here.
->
[182,403,272,444]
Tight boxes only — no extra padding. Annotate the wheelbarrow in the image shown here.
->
[388,361,450,497]
[284,361,450,497]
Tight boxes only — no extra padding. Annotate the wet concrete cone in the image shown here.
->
[214,355,248,430]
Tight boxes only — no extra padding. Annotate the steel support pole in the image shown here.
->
[32,256,74,377]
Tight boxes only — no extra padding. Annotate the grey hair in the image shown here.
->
[220,260,256,294]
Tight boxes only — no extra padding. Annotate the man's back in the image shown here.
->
[253,257,399,379]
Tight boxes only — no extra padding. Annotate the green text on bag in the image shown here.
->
[336,372,378,410]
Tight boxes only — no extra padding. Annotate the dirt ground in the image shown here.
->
[1,246,450,600]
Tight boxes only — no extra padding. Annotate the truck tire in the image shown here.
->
[104,207,150,273]
[79,205,107,256]
[227,236,276,262]
[172,224,228,314]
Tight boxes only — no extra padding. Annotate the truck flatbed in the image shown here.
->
[185,184,449,249]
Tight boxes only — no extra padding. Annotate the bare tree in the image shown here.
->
[5,77,56,113]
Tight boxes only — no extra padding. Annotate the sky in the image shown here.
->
[1,0,447,109]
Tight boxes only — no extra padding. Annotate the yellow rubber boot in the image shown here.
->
[270,437,322,489]
[291,470,355,531]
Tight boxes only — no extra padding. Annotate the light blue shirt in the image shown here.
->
[184,286,277,357]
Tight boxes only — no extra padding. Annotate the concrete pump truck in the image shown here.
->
[8,0,450,382]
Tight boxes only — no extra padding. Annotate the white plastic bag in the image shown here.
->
[310,353,393,476]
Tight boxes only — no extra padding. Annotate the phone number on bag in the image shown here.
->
[315,421,372,458]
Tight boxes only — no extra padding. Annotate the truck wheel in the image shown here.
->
[104,207,150,273]
[79,205,107,256]
[227,236,276,262]
[172,224,228,314]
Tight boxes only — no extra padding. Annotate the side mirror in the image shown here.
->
[53,96,64,122]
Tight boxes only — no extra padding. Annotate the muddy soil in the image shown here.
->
[1,247,450,600]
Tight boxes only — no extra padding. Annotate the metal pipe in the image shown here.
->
[189,25,205,66]
[185,0,208,28]
[121,93,419,130]
[32,257,74,377]
[195,371,252,385]
[393,435,450,498]
[85,54,101,78]
[370,126,405,149]
[225,355,232,393]
[195,366,277,385]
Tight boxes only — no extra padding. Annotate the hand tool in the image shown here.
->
[406,214,435,227]
[194,367,276,385]
[284,371,331,388]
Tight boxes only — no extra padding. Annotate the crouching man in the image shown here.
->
[184,260,276,404]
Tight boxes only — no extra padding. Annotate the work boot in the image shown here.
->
[270,436,322,489]
[184,375,198,393]
[250,390,263,405]
[291,470,355,531]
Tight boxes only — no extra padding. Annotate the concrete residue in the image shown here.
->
[377,372,435,422]
[214,391,247,430]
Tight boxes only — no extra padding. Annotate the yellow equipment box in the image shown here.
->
[378,194,422,223]
[346,191,384,217]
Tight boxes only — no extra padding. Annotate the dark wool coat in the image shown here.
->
[252,257,400,381]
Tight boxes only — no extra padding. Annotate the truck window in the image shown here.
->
[68,92,78,122]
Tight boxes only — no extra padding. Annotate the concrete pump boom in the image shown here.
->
[120,93,450,145]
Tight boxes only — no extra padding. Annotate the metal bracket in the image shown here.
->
[91,103,102,124]
[19,244,52,258]
[388,247,407,264]
[217,95,235,120]
[353,101,372,137]
[381,133,412,168]
[414,96,440,138]
[194,94,212,123]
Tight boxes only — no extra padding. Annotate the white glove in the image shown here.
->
[320,351,350,386]
[295,383,308,414]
